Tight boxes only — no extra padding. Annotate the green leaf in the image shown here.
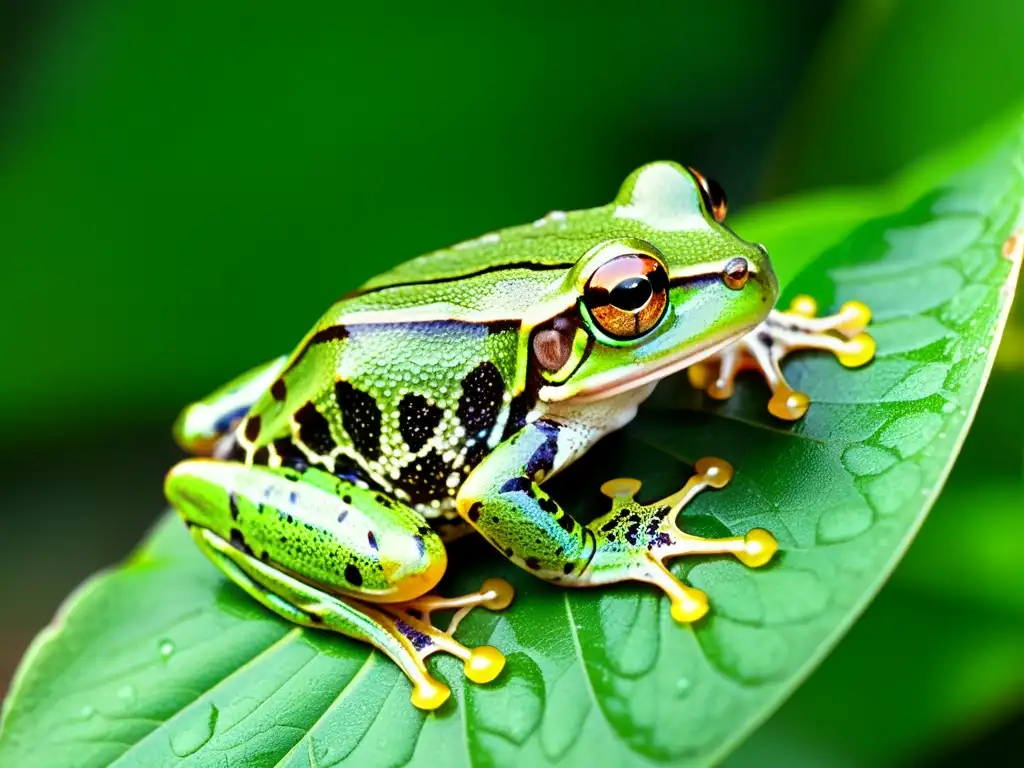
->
[2,123,1021,767]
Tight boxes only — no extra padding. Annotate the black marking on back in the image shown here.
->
[398,394,443,452]
[271,438,309,472]
[270,379,287,401]
[335,380,383,460]
[457,361,505,438]
[294,402,337,456]
[396,448,452,505]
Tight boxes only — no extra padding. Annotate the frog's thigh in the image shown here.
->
[166,458,445,603]
[173,356,287,454]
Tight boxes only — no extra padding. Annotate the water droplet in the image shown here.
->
[77,705,95,720]
[942,402,956,414]
[977,345,987,355]
[117,685,136,703]
[170,703,219,757]
[675,677,692,695]
[158,640,175,661]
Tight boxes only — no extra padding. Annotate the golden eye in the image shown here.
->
[584,254,668,339]
[723,257,749,290]
[688,167,728,223]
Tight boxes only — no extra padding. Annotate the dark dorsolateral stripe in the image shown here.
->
[284,324,350,374]
[351,261,574,297]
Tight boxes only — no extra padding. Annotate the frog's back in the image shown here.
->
[233,202,645,514]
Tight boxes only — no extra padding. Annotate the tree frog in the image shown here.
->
[166,162,874,710]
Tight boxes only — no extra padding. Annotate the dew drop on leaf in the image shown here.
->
[170,703,219,758]
[158,640,175,660]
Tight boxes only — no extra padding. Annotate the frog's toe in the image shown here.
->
[689,295,875,421]
[582,458,777,625]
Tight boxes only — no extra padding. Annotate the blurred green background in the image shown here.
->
[1,1,1021,765]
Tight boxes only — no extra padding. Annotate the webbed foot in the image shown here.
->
[586,458,777,623]
[688,295,875,420]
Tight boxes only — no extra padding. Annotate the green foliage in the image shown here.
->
[1,119,1019,767]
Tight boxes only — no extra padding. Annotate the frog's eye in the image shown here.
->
[688,167,728,223]
[584,254,669,340]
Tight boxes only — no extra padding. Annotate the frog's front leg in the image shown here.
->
[166,460,512,710]
[687,295,875,420]
[456,421,777,622]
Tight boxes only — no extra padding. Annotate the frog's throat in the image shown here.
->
[542,331,745,405]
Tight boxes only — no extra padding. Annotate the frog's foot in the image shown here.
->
[687,295,875,420]
[377,579,514,696]
[189,525,512,711]
[586,458,778,623]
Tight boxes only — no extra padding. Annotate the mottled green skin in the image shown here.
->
[166,162,778,681]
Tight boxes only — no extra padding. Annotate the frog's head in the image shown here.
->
[534,161,777,404]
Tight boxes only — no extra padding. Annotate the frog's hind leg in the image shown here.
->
[687,295,875,420]
[189,525,511,710]
[173,356,287,455]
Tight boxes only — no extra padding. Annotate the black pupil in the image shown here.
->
[609,277,652,311]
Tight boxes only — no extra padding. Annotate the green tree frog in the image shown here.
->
[166,162,874,710]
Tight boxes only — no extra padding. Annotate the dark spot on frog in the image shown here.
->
[260,551,270,563]
[398,393,443,452]
[272,439,309,472]
[252,445,270,465]
[538,496,559,515]
[394,618,431,650]
[228,492,240,521]
[395,448,452,505]
[344,563,363,587]
[525,420,559,477]
[244,416,261,442]
[524,556,541,570]
[457,361,504,438]
[500,477,531,495]
[270,378,287,401]
[342,494,352,505]
[557,514,575,533]
[467,502,482,522]
[229,528,253,556]
[289,491,298,505]
[295,402,337,456]
[335,380,383,460]
[367,530,378,550]
[405,607,423,620]
[413,534,426,556]
[563,562,574,574]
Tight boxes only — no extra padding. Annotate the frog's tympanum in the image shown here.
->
[166,163,874,709]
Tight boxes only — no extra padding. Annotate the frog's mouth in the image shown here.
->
[540,330,746,405]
